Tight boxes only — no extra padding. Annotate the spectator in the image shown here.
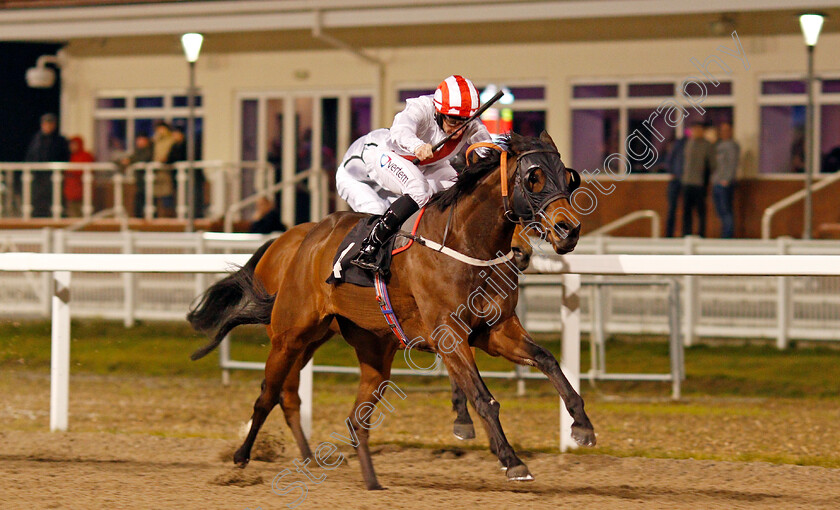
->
[713,123,739,238]
[119,135,154,218]
[151,121,176,217]
[249,196,286,234]
[24,113,69,218]
[167,129,186,163]
[823,146,840,173]
[65,136,94,217]
[681,121,716,237]
[663,134,686,237]
[167,128,205,218]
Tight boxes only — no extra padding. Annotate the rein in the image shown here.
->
[396,231,514,266]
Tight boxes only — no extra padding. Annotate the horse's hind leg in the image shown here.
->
[450,379,475,440]
[338,319,397,490]
[235,319,330,467]
[278,333,332,461]
[234,341,301,466]
[478,315,596,447]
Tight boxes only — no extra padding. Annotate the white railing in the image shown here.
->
[222,167,322,232]
[0,162,123,220]
[585,209,660,238]
[0,160,330,227]
[761,171,840,239]
[6,252,840,452]
[5,231,840,348]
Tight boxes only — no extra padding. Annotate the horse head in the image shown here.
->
[504,131,581,255]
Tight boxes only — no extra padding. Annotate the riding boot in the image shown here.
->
[351,195,420,273]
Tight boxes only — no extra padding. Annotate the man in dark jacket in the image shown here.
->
[24,113,70,218]
[681,122,716,237]
[663,136,686,237]
[119,135,154,218]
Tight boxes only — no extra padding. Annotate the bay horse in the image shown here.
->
[187,224,535,450]
[190,132,594,488]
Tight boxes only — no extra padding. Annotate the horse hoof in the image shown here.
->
[233,448,250,467]
[506,464,534,482]
[366,483,386,491]
[572,425,596,447]
[497,461,506,471]
[453,423,475,440]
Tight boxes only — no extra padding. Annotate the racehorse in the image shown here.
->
[187,223,535,445]
[189,132,594,488]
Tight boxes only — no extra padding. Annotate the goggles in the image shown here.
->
[440,114,469,127]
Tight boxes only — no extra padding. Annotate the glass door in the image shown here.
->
[238,91,373,227]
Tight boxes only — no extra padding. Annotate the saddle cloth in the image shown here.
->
[325,208,425,287]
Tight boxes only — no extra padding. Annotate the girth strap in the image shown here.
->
[374,273,410,347]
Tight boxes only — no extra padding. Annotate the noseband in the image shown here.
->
[466,142,581,224]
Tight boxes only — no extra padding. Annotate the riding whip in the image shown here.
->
[412,89,505,165]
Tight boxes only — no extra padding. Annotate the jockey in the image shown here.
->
[342,75,492,272]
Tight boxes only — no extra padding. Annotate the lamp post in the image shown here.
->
[181,32,203,232]
[799,13,825,239]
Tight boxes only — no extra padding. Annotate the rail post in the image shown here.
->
[668,278,684,399]
[682,236,698,346]
[776,237,791,349]
[560,273,581,452]
[50,270,71,432]
[301,359,313,440]
[122,230,136,327]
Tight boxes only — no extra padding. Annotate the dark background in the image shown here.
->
[0,42,63,162]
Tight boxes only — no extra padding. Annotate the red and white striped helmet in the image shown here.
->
[433,75,480,117]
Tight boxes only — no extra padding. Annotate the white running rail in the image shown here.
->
[5,252,840,451]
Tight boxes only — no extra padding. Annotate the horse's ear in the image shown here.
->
[508,132,524,151]
[566,168,581,191]
[539,131,558,151]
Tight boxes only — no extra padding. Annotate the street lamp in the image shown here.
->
[799,13,825,239]
[181,32,203,232]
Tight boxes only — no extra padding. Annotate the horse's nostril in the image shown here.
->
[553,222,571,239]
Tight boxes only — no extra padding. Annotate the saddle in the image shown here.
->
[325,208,425,287]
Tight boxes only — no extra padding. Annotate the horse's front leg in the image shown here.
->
[476,315,596,447]
[438,338,533,481]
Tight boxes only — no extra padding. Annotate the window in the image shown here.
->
[570,79,733,174]
[571,109,619,172]
[238,92,374,223]
[94,91,204,162]
[760,105,805,174]
[759,77,840,174]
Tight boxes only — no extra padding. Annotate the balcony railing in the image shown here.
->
[0,160,331,229]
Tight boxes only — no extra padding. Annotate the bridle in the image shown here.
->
[466,142,581,225]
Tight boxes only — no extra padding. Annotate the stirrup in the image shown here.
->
[350,257,381,272]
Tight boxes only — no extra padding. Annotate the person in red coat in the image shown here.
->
[66,136,94,217]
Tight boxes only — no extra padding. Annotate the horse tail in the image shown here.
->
[189,269,275,361]
[186,239,275,357]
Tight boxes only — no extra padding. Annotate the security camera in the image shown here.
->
[25,50,65,89]
[26,65,56,88]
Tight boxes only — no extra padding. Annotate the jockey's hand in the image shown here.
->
[415,143,434,161]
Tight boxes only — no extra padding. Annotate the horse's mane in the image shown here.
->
[430,132,550,211]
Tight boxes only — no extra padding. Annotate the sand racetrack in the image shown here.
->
[2,370,840,509]
[3,430,840,510]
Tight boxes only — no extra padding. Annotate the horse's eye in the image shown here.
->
[525,168,546,192]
